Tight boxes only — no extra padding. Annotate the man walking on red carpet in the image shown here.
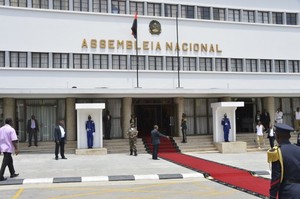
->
[268,123,300,198]
[151,125,169,160]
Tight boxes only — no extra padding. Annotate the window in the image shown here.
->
[197,7,210,20]
[243,10,255,23]
[112,55,127,69]
[231,59,243,72]
[260,59,272,72]
[10,0,27,7]
[286,13,297,25]
[0,51,4,67]
[288,61,300,73]
[272,12,283,24]
[275,60,285,72]
[149,56,163,70]
[130,1,144,15]
[73,0,89,12]
[93,54,108,69]
[53,0,69,10]
[74,54,89,69]
[228,9,240,22]
[166,56,179,70]
[199,58,212,71]
[147,3,161,16]
[245,59,257,72]
[0,0,5,5]
[10,52,27,68]
[93,0,108,13]
[213,8,225,21]
[258,11,269,24]
[130,56,145,70]
[215,58,227,71]
[32,0,48,9]
[183,57,196,71]
[111,0,126,14]
[32,53,48,68]
[164,4,177,18]
[53,53,69,68]
[181,5,194,19]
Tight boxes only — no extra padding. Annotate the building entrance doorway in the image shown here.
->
[236,99,255,133]
[133,99,175,138]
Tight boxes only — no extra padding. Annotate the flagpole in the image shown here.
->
[136,17,139,88]
[176,10,181,88]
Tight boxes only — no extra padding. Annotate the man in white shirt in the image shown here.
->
[256,121,265,149]
[295,107,300,131]
[275,108,283,124]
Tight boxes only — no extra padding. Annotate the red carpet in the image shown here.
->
[142,137,180,153]
[159,153,270,198]
[142,137,270,198]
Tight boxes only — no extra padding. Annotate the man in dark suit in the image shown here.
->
[54,119,67,160]
[27,115,39,147]
[261,109,271,130]
[268,123,300,198]
[103,110,111,139]
[151,125,169,160]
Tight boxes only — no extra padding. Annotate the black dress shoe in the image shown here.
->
[55,157,58,160]
[62,157,67,159]
[10,173,19,178]
[0,177,7,181]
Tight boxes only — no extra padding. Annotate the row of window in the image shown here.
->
[1,51,300,73]
[1,0,298,26]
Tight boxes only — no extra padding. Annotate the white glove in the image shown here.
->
[93,133,95,136]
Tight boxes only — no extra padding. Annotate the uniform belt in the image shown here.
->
[287,179,300,183]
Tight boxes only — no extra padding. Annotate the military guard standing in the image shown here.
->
[127,123,138,156]
[268,123,300,198]
[181,113,187,143]
[221,113,231,142]
[85,115,95,149]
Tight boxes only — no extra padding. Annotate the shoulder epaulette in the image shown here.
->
[267,146,279,163]
[267,146,284,182]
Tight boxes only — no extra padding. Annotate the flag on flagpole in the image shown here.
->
[131,13,137,39]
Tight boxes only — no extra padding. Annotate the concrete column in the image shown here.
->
[263,97,275,125]
[122,97,132,138]
[174,97,184,137]
[3,98,15,127]
[66,98,76,141]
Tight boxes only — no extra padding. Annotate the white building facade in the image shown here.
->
[0,0,299,143]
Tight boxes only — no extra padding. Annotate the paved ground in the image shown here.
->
[0,150,271,185]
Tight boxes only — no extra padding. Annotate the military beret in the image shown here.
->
[274,123,294,134]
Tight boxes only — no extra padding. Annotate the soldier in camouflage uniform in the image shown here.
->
[127,123,138,156]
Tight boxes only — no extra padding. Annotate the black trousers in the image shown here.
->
[28,128,38,146]
[152,144,159,159]
[0,152,15,178]
[55,138,65,158]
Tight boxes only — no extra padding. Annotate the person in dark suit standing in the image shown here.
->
[54,119,67,160]
[261,109,271,130]
[103,110,111,139]
[268,123,300,198]
[27,115,39,147]
[151,125,169,160]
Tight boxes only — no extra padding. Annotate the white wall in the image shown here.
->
[0,6,299,59]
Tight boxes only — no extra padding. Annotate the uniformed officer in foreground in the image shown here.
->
[127,123,138,156]
[268,123,300,198]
